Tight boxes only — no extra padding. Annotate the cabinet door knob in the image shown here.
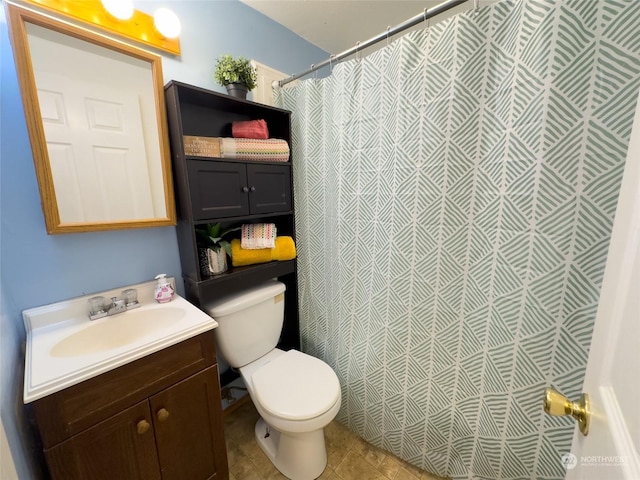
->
[250,186,256,192]
[241,186,249,193]
[157,408,170,422]
[136,419,150,435]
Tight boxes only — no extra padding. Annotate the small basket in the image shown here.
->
[184,136,221,158]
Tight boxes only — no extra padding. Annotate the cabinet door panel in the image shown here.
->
[188,159,249,219]
[151,366,227,480]
[45,401,160,480]
[247,163,291,214]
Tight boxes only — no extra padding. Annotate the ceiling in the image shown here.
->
[239,0,477,55]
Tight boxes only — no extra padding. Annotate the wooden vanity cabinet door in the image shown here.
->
[44,400,161,480]
[150,366,228,480]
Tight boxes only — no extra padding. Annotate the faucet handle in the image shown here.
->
[122,289,139,308]
[88,296,107,314]
[88,296,108,320]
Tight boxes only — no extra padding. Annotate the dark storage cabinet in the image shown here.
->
[188,160,291,220]
[164,81,300,368]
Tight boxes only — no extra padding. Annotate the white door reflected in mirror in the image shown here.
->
[36,71,157,222]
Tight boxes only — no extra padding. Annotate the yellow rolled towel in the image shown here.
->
[230,236,297,267]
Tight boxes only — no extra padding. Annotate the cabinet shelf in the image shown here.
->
[185,155,290,167]
[185,260,296,300]
[196,259,295,285]
[192,211,294,227]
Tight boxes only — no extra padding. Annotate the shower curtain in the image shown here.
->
[277,1,640,478]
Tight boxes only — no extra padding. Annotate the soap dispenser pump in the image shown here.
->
[154,274,175,303]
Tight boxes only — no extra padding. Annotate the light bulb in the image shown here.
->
[101,0,134,20]
[154,8,181,39]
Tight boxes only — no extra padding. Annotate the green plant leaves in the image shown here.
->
[195,223,241,252]
[214,54,257,90]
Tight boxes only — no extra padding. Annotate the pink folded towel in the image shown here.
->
[232,119,269,139]
[241,223,277,249]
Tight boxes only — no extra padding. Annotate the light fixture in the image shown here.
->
[154,8,181,39]
[101,0,134,20]
[24,0,181,55]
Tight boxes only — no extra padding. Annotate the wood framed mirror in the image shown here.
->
[6,3,176,234]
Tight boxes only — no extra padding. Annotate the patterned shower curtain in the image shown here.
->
[277,1,640,479]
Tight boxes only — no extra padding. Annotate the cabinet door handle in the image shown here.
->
[157,408,170,422]
[136,419,151,435]
[250,186,256,192]
[241,186,249,193]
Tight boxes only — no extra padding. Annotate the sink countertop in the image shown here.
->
[23,278,218,403]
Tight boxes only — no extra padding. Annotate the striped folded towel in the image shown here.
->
[183,136,290,162]
[220,138,289,162]
[241,223,277,249]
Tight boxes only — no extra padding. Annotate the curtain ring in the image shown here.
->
[474,0,479,13]
[311,64,317,79]
[424,8,430,40]
[386,26,391,46]
[355,41,361,62]
[329,54,335,73]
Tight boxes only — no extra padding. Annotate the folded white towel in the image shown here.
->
[241,223,277,249]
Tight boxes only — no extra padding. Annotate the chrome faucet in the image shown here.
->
[88,289,140,320]
[107,297,127,316]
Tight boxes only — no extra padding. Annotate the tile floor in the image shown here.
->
[223,398,450,480]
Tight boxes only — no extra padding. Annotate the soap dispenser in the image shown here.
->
[154,274,175,303]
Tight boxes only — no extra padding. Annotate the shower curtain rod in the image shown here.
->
[276,0,469,87]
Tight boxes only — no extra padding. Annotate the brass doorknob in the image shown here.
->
[543,388,590,436]
[157,408,170,422]
[136,419,150,435]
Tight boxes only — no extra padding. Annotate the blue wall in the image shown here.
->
[0,1,327,477]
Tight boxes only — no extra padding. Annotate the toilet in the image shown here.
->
[205,280,341,480]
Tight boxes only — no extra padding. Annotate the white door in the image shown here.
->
[36,71,155,222]
[560,92,640,478]
[250,60,297,106]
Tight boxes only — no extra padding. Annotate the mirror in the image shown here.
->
[6,3,176,234]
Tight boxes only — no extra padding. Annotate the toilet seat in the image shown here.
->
[252,350,340,421]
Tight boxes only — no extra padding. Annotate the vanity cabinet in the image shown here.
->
[164,80,300,371]
[31,331,228,480]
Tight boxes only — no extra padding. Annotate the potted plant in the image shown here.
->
[196,223,240,276]
[214,54,257,99]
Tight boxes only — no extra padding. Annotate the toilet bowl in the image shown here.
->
[241,348,341,479]
[205,280,341,480]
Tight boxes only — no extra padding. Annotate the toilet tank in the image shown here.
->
[204,280,286,368]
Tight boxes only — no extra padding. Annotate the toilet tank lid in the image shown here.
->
[204,280,286,317]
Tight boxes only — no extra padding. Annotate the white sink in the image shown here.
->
[23,278,218,403]
[50,307,186,358]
